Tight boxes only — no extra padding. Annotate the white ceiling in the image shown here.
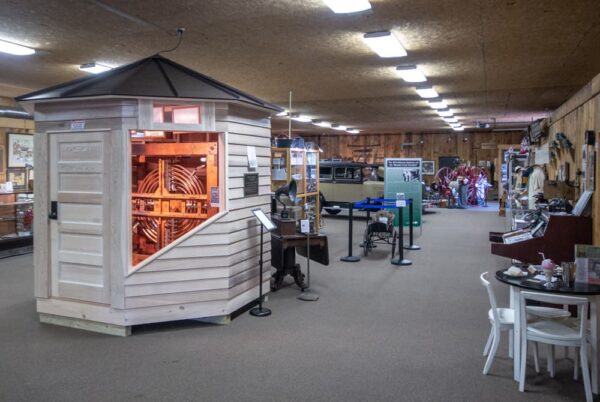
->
[1,0,599,134]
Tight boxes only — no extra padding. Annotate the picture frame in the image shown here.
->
[7,133,34,168]
[422,160,435,176]
[6,167,28,191]
[0,145,5,175]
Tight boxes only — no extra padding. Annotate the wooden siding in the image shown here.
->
[123,103,273,311]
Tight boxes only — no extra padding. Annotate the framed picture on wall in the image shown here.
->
[0,145,5,175]
[7,133,34,168]
[6,167,28,191]
[422,160,435,175]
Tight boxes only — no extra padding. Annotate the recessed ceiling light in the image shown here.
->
[453,126,465,131]
[362,31,407,58]
[290,113,311,123]
[443,117,458,123]
[436,108,453,117]
[312,120,331,128]
[324,0,371,14]
[276,110,289,117]
[427,98,448,109]
[449,122,462,127]
[395,65,426,83]
[331,124,348,131]
[79,62,112,74]
[347,128,360,134]
[0,39,35,55]
[415,85,438,99]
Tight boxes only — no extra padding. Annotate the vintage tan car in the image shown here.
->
[319,161,385,214]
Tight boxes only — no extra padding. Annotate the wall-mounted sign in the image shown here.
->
[70,120,86,130]
[247,145,258,169]
[244,173,259,196]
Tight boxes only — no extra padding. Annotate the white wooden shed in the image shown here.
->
[17,55,281,336]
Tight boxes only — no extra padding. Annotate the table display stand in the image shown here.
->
[340,202,360,262]
[298,229,319,302]
[249,212,272,317]
[391,205,412,266]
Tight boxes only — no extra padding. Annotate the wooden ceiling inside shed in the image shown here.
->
[1,0,599,134]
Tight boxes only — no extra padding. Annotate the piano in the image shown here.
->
[491,214,592,264]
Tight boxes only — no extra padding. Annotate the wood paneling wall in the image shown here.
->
[298,131,524,181]
[545,87,600,245]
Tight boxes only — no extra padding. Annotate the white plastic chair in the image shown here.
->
[480,272,539,375]
[518,291,592,402]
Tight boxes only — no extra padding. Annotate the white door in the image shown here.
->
[49,130,110,304]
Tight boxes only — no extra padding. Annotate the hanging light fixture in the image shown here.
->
[79,62,112,74]
[0,39,35,55]
[362,31,407,58]
[346,128,360,134]
[331,124,348,131]
[290,113,311,123]
[415,85,438,99]
[324,0,371,14]
[312,120,332,128]
[427,98,448,109]
[436,108,453,117]
[395,65,427,83]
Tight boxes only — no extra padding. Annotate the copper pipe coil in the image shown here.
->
[133,163,206,245]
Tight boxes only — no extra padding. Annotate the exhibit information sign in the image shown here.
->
[384,158,422,227]
[244,173,259,196]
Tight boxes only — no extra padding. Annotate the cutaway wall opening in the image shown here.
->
[130,130,220,266]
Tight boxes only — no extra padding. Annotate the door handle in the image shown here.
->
[49,201,58,220]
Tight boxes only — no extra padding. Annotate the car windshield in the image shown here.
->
[363,167,379,181]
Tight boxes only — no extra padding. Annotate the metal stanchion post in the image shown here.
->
[341,202,360,262]
[298,228,319,301]
[404,198,421,250]
[391,205,412,266]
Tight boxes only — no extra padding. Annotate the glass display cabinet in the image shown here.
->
[271,145,320,233]
[0,191,34,257]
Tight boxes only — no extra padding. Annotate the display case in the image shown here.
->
[271,146,320,232]
[0,191,33,257]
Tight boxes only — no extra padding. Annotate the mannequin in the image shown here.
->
[528,165,545,209]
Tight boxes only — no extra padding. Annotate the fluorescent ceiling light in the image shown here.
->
[395,65,426,83]
[443,117,458,123]
[331,124,347,131]
[290,113,311,123]
[312,120,332,128]
[362,31,407,58]
[453,126,465,131]
[347,128,360,134]
[0,39,35,55]
[427,98,447,109]
[79,62,112,74]
[415,85,438,99]
[324,0,371,14]
[436,108,453,117]
[276,110,289,117]
[449,122,462,127]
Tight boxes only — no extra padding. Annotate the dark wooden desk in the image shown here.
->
[270,232,328,291]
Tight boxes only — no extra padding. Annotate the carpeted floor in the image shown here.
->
[0,208,589,401]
